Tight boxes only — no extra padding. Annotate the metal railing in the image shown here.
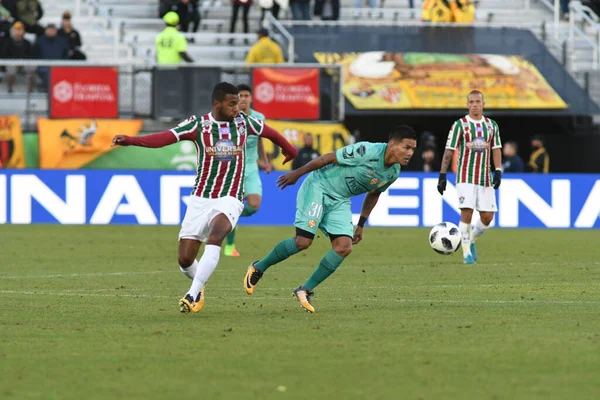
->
[568,1,600,71]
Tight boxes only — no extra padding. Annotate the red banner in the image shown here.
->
[252,68,320,120]
[50,67,119,119]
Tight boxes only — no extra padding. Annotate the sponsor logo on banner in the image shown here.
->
[262,120,351,170]
[0,172,598,228]
[50,67,119,118]
[0,115,25,168]
[38,118,143,169]
[252,68,320,119]
[313,52,567,110]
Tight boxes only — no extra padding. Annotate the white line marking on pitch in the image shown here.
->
[0,271,167,279]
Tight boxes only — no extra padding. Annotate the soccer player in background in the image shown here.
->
[437,90,502,264]
[224,84,272,257]
[111,82,297,314]
[243,126,417,313]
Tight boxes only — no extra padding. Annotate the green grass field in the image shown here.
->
[1,225,599,400]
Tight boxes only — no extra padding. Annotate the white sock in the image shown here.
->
[471,220,489,242]
[187,245,220,299]
[459,221,471,257]
[180,259,198,280]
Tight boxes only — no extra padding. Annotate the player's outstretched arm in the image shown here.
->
[260,125,298,164]
[353,189,381,245]
[277,152,337,189]
[111,131,178,148]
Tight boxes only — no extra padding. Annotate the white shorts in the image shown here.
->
[456,183,497,212]
[178,196,244,242]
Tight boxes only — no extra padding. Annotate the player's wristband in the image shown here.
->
[357,216,367,228]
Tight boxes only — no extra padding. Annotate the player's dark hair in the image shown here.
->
[212,82,239,102]
[468,90,484,101]
[237,84,252,94]
[388,125,417,143]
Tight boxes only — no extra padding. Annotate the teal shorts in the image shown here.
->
[244,167,262,197]
[294,177,354,238]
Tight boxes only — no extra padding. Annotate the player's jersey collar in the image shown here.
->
[208,112,234,124]
[466,114,485,123]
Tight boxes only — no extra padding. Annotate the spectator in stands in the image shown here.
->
[58,11,86,60]
[527,135,550,173]
[172,0,201,33]
[156,11,194,64]
[0,0,15,37]
[290,0,311,20]
[561,0,570,19]
[406,132,439,171]
[245,28,284,64]
[5,21,35,93]
[260,0,287,21]
[230,0,252,37]
[502,141,525,173]
[292,134,321,170]
[314,0,339,20]
[16,0,44,36]
[35,23,69,89]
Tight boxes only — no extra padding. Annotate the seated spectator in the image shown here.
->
[245,28,284,64]
[5,21,35,93]
[171,0,200,33]
[502,141,524,173]
[527,135,550,173]
[16,0,44,36]
[35,24,69,89]
[58,11,86,60]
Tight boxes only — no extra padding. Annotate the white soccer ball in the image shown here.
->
[429,222,462,255]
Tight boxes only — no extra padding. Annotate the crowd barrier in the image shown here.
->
[0,171,598,228]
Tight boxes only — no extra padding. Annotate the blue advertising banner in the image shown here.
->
[0,170,599,228]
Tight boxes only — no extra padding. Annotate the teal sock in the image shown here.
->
[303,249,346,290]
[241,204,258,217]
[226,226,236,246]
[255,238,299,272]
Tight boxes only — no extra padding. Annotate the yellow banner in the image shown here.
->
[314,52,567,109]
[264,120,351,170]
[38,119,143,169]
[0,115,26,168]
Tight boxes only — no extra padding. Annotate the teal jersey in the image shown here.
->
[245,109,265,170]
[310,142,400,200]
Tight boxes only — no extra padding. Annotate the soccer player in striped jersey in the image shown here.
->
[111,82,297,313]
[223,84,272,257]
[437,90,502,264]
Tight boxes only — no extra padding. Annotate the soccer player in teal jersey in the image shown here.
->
[243,125,417,313]
[224,84,272,257]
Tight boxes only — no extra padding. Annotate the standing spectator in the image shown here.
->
[5,21,35,93]
[16,0,44,36]
[34,23,69,89]
[245,28,284,64]
[292,134,321,170]
[172,0,200,33]
[502,141,524,173]
[561,0,569,19]
[229,0,252,37]
[260,0,287,21]
[421,145,440,172]
[58,11,85,60]
[290,0,311,20]
[0,0,15,37]
[155,11,193,64]
[314,0,339,20]
[527,135,550,173]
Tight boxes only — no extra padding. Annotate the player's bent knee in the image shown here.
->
[480,214,494,226]
[295,236,313,251]
[333,243,352,258]
[178,255,195,268]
